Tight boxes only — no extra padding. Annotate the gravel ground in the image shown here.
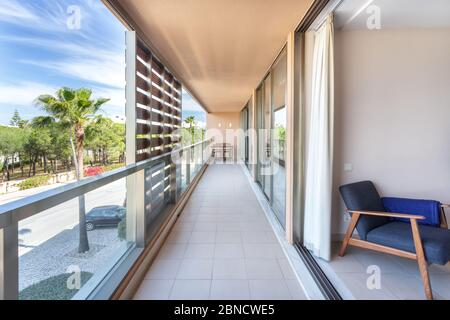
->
[19,225,129,291]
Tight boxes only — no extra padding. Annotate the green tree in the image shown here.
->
[184,116,196,145]
[24,125,51,177]
[10,109,28,128]
[31,116,71,174]
[0,126,24,181]
[35,88,109,253]
[85,116,124,165]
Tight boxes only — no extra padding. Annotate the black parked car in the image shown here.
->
[85,205,126,231]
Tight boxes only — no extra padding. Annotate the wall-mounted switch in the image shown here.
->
[344,163,353,172]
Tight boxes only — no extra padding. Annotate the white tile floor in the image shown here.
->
[134,164,307,300]
[321,242,450,300]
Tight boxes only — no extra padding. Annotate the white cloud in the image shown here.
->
[182,89,206,112]
[0,0,69,34]
[0,81,125,117]
[21,55,126,89]
[0,0,39,22]
[92,86,125,116]
[181,120,206,129]
[0,81,57,107]
[4,34,126,89]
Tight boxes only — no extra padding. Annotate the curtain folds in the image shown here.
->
[303,14,334,261]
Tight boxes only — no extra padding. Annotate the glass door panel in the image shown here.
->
[271,51,287,228]
[262,75,272,201]
[256,86,264,187]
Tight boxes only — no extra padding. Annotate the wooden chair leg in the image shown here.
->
[440,206,448,229]
[339,212,360,257]
[410,219,433,300]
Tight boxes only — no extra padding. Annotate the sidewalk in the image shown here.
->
[0,182,71,206]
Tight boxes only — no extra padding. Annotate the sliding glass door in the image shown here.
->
[262,75,272,201]
[255,49,287,229]
[271,50,287,227]
[256,85,264,187]
[240,105,249,165]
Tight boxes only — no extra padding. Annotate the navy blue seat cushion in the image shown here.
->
[339,181,389,240]
[382,197,441,227]
[367,221,450,265]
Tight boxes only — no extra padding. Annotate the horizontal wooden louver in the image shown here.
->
[135,39,182,161]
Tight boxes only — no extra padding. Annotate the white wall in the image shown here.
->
[206,112,241,161]
[333,27,450,235]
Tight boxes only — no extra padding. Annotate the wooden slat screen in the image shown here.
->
[135,39,182,161]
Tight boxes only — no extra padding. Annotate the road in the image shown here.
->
[1,179,127,256]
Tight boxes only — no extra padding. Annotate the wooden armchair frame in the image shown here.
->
[339,205,449,300]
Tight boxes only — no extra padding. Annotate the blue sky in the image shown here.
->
[0,0,205,125]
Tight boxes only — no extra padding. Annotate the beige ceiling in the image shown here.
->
[117,0,313,113]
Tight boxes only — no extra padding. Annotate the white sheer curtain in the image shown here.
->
[303,14,334,261]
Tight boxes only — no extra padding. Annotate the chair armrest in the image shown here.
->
[441,204,450,209]
[348,210,426,220]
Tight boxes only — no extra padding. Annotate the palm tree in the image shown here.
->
[184,116,196,145]
[35,88,109,253]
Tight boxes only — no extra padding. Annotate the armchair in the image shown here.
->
[339,181,450,300]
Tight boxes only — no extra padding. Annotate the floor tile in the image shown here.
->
[278,259,297,280]
[214,243,245,259]
[145,259,181,280]
[429,273,450,299]
[241,231,275,244]
[353,251,406,273]
[213,259,247,279]
[184,243,215,259]
[335,272,398,299]
[196,214,218,222]
[134,280,174,300]
[243,244,277,259]
[170,280,211,300]
[285,279,308,300]
[327,255,366,273]
[134,164,307,301]
[189,231,216,243]
[383,272,433,300]
[194,222,217,231]
[176,259,214,279]
[217,222,241,231]
[216,231,242,243]
[167,230,192,243]
[249,280,292,300]
[210,280,250,300]
[245,259,284,279]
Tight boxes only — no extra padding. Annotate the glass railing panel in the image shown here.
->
[144,160,174,243]
[2,139,212,300]
[18,174,135,300]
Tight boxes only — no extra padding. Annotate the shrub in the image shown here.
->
[19,272,93,300]
[104,163,125,172]
[84,166,104,177]
[118,219,126,241]
[17,175,50,190]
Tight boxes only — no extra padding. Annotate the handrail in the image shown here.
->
[0,138,213,228]
[179,138,211,151]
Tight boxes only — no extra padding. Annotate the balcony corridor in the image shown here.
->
[133,164,307,300]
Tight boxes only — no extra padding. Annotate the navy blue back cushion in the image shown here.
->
[382,197,441,227]
[339,181,389,240]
